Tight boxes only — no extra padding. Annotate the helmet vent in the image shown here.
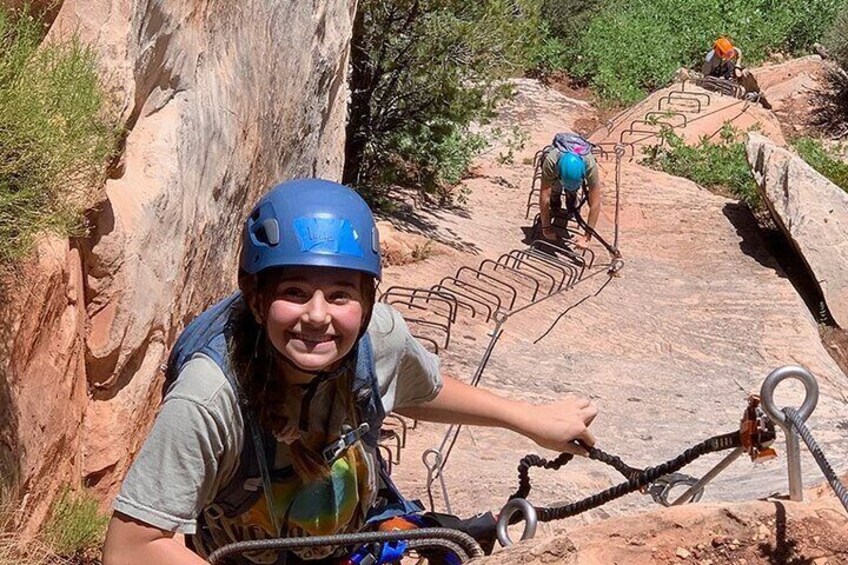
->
[259,219,280,245]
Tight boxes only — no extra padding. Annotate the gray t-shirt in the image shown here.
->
[114,303,441,539]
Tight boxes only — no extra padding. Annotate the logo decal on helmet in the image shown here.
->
[293,217,364,257]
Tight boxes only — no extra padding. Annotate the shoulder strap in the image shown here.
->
[163,291,243,398]
[353,333,386,447]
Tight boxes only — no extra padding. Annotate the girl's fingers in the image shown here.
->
[578,429,596,447]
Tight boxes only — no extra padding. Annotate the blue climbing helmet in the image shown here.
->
[557,151,587,192]
[239,178,382,280]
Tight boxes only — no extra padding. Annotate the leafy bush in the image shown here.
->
[814,9,848,136]
[793,137,848,192]
[824,7,848,67]
[0,5,116,264]
[643,125,760,206]
[42,487,108,557]
[344,0,541,206]
[539,0,848,104]
[532,0,600,77]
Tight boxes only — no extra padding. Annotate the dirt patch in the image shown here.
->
[539,72,626,137]
[377,220,448,267]
[488,496,848,564]
[541,72,594,103]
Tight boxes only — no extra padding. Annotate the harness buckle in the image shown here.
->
[323,423,370,465]
[740,395,778,462]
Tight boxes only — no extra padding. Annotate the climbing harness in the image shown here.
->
[323,423,371,465]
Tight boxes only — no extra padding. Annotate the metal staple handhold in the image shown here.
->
[759,365,820,501]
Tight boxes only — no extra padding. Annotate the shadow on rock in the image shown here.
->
[722,202,834,326]
[0,279,22,521]
[722,202,782,273]
[380,195,480,254]
[757,501,812,565]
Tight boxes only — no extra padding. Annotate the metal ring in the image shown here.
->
[496,498,538,547]
[759,365,819,431]
[614,143,626,158]
[608,258,625,275]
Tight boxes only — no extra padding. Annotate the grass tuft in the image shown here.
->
[0,4,117,265]
[642,124,760,207]
[41,487,108,559]
[792,137,848,192]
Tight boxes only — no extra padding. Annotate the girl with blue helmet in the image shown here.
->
[103,179,598,564]
[539,137,603,249]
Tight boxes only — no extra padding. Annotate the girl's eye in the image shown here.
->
[280,287,308,300]
[329,291,352,304]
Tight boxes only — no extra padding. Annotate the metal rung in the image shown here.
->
[644,111,688,128]
[381,286,458,323]
[670,89,711,106]
[430,283,494,323]
[479,258,542,303]
[438,276,504,314]
[456,266,519,312]
[497,252,558,294]
[501,250,569,291]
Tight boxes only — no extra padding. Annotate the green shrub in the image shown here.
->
[643,125,760,206]
[814,9,848,135]
[0,5,116,264]
[42,487,108,557]
[824,7,848,67]
[539,0,848,104]
[533,0,600,77]
[345,0,541,206]
[793,137,848,192]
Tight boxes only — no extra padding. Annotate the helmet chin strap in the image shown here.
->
[264,337,356,433]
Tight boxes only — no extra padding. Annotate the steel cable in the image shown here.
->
[784,408,848,513]
[206,527,484,564]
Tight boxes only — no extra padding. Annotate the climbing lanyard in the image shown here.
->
[508,395,776,522]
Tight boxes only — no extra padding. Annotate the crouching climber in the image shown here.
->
[702,37,772,110]
[539,133,603,249]
[101,178,599,565]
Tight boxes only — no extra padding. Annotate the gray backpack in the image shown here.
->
[552,132,592,156]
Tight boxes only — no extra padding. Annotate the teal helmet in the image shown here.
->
[557,151,586,192]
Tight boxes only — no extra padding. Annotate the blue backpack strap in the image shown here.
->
[162,292,274,520]
[352,333,384,448]
[163,291,243,397]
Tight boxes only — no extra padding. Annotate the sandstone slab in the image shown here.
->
[382,79,847,533]
[747,133,848,328]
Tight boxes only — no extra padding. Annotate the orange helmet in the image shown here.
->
[714,38,735,60]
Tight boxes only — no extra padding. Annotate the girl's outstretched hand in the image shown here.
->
[515,394,597,456]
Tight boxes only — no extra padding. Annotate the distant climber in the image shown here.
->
[538,133,603,249]
[702,37,772,110]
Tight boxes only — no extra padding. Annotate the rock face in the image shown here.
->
[747,133,848,327]
[3,0,356,534]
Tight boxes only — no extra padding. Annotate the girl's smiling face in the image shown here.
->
[259,266,367,382]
